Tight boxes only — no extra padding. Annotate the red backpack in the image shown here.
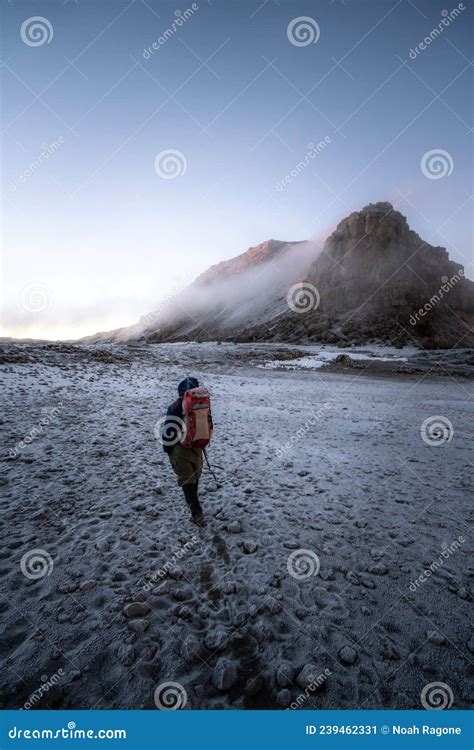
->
[181,387,213,449]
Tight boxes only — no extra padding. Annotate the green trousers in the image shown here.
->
[169,444,203,487]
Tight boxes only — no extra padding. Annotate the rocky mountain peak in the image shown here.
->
[195,238,304,287]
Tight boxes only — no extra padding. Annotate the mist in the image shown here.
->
[119,239,324,343]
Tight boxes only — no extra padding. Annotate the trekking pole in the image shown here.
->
[203,447,223,485]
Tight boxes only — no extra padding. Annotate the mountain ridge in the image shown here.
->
[83,202,473,349]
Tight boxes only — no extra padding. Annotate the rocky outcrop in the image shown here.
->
[294,202,473,348]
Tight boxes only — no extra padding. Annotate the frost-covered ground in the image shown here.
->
[0,342,472,710]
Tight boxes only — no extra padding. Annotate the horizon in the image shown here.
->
[1,0,473,341]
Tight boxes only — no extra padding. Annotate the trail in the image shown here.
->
[0,342,472,710]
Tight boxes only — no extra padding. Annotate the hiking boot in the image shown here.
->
[183,483,203,523]
[191,512,205,527]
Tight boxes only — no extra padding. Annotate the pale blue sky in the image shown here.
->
[1,0,472,339]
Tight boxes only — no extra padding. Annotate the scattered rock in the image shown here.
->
[319,569,336,581]
[212,658,238,691]
[243,541,258,554]
[152,582,171,596]
[367,562,388,575]
[112,570,127,582]
[128,618,149,634]
[427,631,446,645]
[204,630,229,652]
[123,602,151,618]
[296,664,323,689]
[227,520,242,534]
[117,644,136,666]
[339,646,357,665]
[79,579,97,592]
[95,538,111,552]
[277,688,292,708]
[334,354,353,366]
[222,582,236,595]
[276,663,293,688]
[265,597,281,614]
[244,676,262,696]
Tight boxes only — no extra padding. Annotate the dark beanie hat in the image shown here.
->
[178,376,199,397]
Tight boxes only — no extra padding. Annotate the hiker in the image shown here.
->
[161,377,213,526]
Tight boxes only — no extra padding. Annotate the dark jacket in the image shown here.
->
[161,377,199,454]
[162,398,184,454]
